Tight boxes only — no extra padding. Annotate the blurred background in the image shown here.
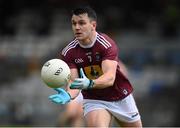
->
[0,0,180,127]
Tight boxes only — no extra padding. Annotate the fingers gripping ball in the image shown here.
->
[41,59,71,88]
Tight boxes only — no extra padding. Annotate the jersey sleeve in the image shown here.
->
[101,35,119,62]
[61,50,77,69]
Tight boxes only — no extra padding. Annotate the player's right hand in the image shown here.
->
[70,68,94,89]
[49,88,71,104]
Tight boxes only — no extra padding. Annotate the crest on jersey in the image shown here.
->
[95,52,101,61]
[84,65,103,79]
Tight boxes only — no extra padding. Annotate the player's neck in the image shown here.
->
[79,31,97,48]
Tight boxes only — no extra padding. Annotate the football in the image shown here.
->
[41,59,71,88]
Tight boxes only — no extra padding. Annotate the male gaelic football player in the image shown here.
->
[49,6,142,127]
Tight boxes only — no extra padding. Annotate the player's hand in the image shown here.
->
[70,68,94,89]
[49,88,71,104]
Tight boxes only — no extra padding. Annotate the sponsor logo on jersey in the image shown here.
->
[75,58,84,63]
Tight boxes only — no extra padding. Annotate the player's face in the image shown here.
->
[71,13,96,43]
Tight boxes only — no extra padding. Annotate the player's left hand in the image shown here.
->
[70,68,94,89]
[49,88,71,104]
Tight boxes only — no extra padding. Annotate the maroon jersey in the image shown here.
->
[61,32,133,101]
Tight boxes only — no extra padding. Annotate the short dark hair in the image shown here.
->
[72,6,97,21]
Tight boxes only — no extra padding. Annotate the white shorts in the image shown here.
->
[73,92,83,103]
[83,94,141,123]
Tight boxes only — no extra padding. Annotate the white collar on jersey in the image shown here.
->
[78,32,97,48]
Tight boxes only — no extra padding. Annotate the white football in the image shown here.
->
[41,59,71,88]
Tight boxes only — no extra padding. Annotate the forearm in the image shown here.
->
[92,60,117,89]
[67,68,81,99]
[67,89,80,100]
[93,72,115,89]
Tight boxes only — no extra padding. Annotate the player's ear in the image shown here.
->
[91,21,96,31]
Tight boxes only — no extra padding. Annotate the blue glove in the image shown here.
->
[49,88,71,104]
[70,68,94,89]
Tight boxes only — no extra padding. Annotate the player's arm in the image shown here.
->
[49,68,80,104]
[93,59,117,89]
[70,59,118,89]
[67,68,81,99]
